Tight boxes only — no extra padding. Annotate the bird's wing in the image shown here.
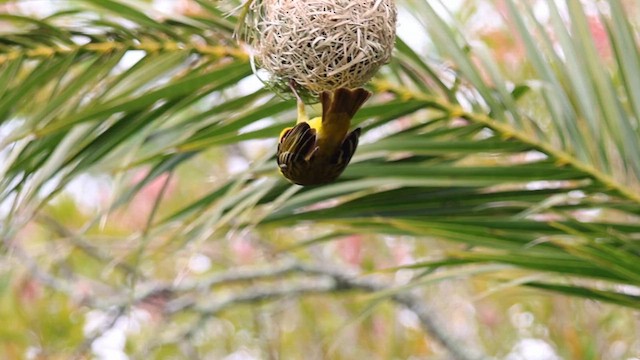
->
[277,122,317,168]
[332,127,361,166]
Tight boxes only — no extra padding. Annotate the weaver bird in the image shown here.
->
[277,87,371,185]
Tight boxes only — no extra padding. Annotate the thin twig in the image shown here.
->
[73,306,128,360]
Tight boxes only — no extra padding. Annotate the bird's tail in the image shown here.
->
[321,88,371,125]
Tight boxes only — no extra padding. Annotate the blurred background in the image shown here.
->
[0,0,639,359]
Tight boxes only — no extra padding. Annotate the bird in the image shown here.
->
[277,87,371,186]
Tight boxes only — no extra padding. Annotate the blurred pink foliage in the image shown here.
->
[587,16,611,60]
[115,170,177,230]
[231,236,259,264]
[482,1,526,74]
[17,276,43,303]
[391,241,414,266]
[336,235,363,266]
[486,1,614,72]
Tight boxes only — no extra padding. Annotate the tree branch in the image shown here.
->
[154,260,489,360]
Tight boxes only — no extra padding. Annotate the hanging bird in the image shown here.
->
[277,87,371,185]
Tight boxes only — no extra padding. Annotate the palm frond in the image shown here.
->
[1,0,639,318]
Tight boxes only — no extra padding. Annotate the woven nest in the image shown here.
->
[249,0,397,100]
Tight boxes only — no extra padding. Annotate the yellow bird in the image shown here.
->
[277,87,371,185]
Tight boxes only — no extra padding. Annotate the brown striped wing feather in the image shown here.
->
[277,125,362,186]
[277,122,317,169]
